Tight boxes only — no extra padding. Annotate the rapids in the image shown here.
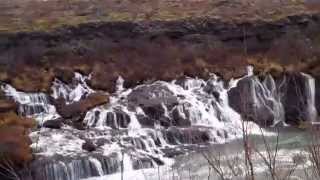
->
[0,68,318,180]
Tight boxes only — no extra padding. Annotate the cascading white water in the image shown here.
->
[258,75,286,125]
[229,69,286,126]
[0,84,59,123]
[263,75,286,125]
[301,73,318,122]
[89,158,104,176]
[116,76,125,93]
[52,72,94,103]
[2,67,319,180]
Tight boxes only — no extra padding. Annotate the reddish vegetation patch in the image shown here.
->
[0,99,17,113]
[0,110,35,168]
[0,0,316,32]
[86,39,249,91]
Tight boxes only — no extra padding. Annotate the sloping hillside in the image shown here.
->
[0,0,317,33]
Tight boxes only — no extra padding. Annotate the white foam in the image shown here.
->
[51,72,94,104]
[1,84,59,123]
[301,72,318,122]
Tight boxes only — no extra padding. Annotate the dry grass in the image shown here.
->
[0,0,315,33]
[0,111,36,170]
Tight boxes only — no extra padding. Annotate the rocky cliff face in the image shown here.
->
[229,71,318,126]
[0,12,320,93]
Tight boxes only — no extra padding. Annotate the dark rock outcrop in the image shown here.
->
[0,13,320,93]
[42,119,63,129]
[171,104,192,127]
[55,93,109,119]
[228,76,279,126]
[128,82,178,108]
[82,140,97,152]
[282,73,317,124]
[316,76,320,114]
[161,127,211,145]
[128,82,179,127]
[229,73,318,126]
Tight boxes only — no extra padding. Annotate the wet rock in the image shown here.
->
[96,138,111,147]
[105,110,131,128]
[24,155,119,180]
[162,127,211,145]
[228,76,277,126]
[72,122,87,130]
[42,119,63,129]
[128,82,179,127]
[132,157,154,170]
[315,76,320,116]
[54,68,74,84]
[282,73,317,124]
[139,105,171,127]
[172,105,192,127]
[162,148,185,158]
[55,92,109,119]
[128,82,178,108]
[82,140,97,152]
[149,156,164,166]
[136,115,155,127]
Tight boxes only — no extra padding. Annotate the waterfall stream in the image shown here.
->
[0,69,318,180]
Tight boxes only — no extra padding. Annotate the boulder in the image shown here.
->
[55,92,109,119]
[282,73,318,124]
[315,76,320,117]
[82,140,97,152]
[42,119,63,129]
[128,82,179,127]
[139,105,171,127]
[228,76,279,126]
[127,82,178,108]
[162,127,211,145]
[171,105,192,127]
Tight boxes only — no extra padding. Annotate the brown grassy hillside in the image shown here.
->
[0,0,318,33]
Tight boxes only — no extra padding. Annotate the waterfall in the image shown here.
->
[228,68,287,126]
[116,76,125,93]
[0,84,59,123]
[88,158,104,176]
[263,75,286,125]
[25,156,120,180]
[301,73,318,122]
[51,72,94,103]
[2,67,319,180]
[122,154,133,171]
